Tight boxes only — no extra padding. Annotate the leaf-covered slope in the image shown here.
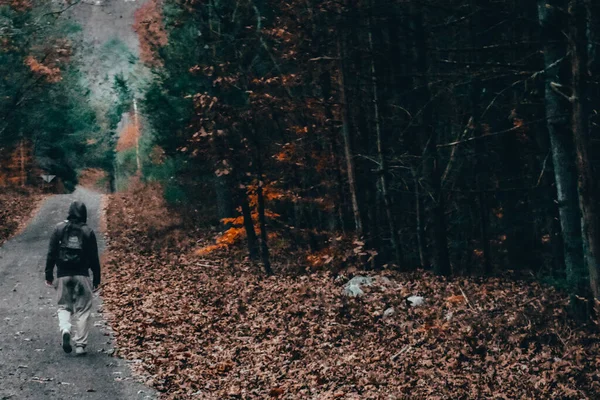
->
[0,189,43,245]
[102,187,600,399]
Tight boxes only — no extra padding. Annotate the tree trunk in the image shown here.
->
[569,0,600,309]
[411,3,451,276]
[537,0,586,311]
[208,0,235,231]
[468,1,492,275]
[256,178,273,275]
[469,78,492,275]
[133,99,141,176]
[337,36,363,237]
[214,175,235,230]
[586,0,598,76]
[502,0,537,273]
[108,170,116,193]
[415,170,428,269]
[252,126,273,275]
[19,139,25,187]
[320,70,347,234]
[368,12,402,267]
[240,190,260,261]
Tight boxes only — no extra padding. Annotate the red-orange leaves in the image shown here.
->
[24,56,62,83]
[134,0,167,66]
[116,121,140,152]
[195,227,246,256]
[23,39,72,84]
[0,0,32,11]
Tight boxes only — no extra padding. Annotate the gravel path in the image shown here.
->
[0,187,155,400]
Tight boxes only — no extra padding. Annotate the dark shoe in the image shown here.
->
[62,331,72,353]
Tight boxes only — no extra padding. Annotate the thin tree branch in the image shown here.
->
[536,150,551,187]
[481,55,568,119]
[35,0,83,25]
[437,117,554,148]
[308,56,339,62]
[550,81,575,103]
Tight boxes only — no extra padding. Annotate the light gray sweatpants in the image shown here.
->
[56,276,93,348]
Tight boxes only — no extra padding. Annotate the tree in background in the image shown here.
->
[0,0,101,190]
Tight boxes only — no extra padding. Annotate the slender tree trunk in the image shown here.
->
[108,171,116,193]
[415,170,428,269]
[468,1,492,275]
[368,13,402,267]
[569,0,600,308]
[133,99,141,176]
[537,0,587,310]
[586,0,599,158]
[214,175,234,229]
[19,139,25,187]
[411,4,451,276]
[211,134,235,230]
[252,125,273,275]
[256,179,272,275]
[337,36,363,237]
[503,1,538,272]
[469,80,492,275]
[586,0,598,76]
[208,0,235,230]
[321,70,347,234]
[240,190,259,261]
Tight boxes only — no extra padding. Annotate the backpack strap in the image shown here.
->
[58,221,72,245]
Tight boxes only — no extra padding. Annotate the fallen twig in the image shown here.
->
[391,345,413,362]
[459,286,476,311]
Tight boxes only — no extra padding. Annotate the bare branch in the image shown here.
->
[550,81,575,103]
[536,150,551,187]
[481,55,568,119]
[308,56,339,62]
[35,0,83,24]
[437,117,553,148]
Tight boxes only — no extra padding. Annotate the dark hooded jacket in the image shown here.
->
[45,201,101,287]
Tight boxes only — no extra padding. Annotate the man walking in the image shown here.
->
[45,201,101,355]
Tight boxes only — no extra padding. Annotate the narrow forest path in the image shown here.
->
[0,187,154,399]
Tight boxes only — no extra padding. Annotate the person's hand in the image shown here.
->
[45,280,53,288]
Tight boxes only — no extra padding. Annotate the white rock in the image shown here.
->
[343,276,374,297]
[383,307,396,319]
[407,295,425,307]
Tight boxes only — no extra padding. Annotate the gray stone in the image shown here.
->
[383,307,396,319]
[407,295,425,307]
[343,276,374,297]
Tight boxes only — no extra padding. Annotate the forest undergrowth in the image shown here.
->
[101,184,600,399]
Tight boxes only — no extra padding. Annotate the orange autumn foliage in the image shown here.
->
[195,182,282,255]
[134,0,168,66]
[0,141,33,187]
[116,121,139,152]
[195,227,247,255]
[247,182,284,208]
[25,56,62,83]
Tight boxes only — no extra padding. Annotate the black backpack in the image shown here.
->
[58,222,84,266]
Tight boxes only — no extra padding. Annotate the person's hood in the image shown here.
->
[67,201,87,223]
